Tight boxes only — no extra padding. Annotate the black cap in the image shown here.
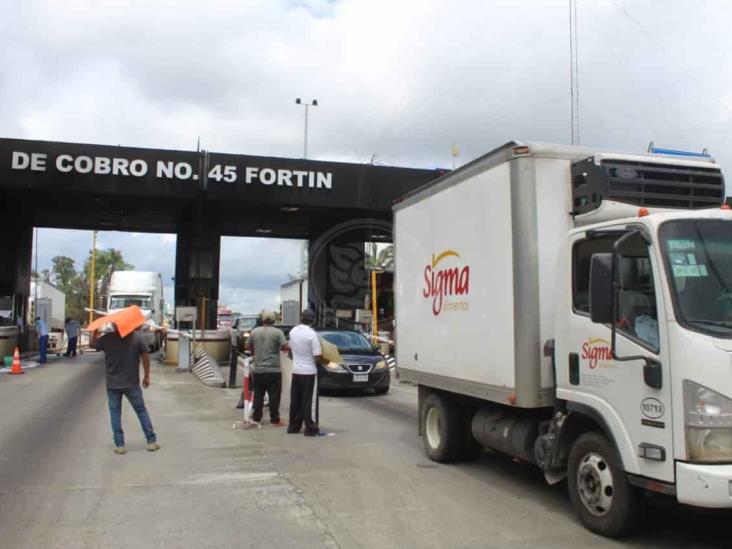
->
[301,309,316,322]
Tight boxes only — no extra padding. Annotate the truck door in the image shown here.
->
[566,231,674,483]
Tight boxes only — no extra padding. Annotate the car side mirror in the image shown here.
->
[589,253,614,324]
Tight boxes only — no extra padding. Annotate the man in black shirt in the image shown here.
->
[92,326,160,454]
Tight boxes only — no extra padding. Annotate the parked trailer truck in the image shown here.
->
[394,141,732,537]
[107,271,164,351]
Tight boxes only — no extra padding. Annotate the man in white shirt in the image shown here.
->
[287,309,325,436]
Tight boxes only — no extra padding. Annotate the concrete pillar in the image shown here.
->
[174,207,221,329]
[0,207,32,312]
[0,195,33,349]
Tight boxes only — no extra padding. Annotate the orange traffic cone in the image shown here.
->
[9,347,24,375]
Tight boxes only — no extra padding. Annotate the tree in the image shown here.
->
[50,256,77,292]
[365,243,394,270]
[37,249,134,323]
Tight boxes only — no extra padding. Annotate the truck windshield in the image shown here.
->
[660,219,732,336]
[109,296,152,310]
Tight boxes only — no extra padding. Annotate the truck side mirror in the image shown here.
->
[644,358,663,389]
[589,253,614,324]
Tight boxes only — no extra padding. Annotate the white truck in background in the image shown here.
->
[394,141,732,537]
[29,279,66,331]
[29,279,67,354]
[107,271,164,351]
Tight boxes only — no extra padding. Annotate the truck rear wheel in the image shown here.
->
[567,432,640,538]
[421,392,463,462]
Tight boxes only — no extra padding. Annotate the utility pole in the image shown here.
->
[295,98,318,159]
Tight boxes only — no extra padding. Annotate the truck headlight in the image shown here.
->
[684,380,732,463]
[323,361,347,372]
[374,360,387,370]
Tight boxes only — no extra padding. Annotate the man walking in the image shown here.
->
[35,316,48,364]
[246,310,289,426]
[64,317,81,357]
[287,309,325,436]
[92,325,160,454]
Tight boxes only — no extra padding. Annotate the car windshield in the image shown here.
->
[319,331,372,351]
[239,317,258,330]
[109,295,152,310]
[660,219,732,336]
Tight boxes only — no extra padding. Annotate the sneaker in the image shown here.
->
[270,420,286,427]
[146,442,161,452]
[114,446,127,454]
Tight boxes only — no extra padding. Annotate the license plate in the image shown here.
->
[353,373,369,382]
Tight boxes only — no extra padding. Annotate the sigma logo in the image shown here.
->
[581,337,613,369]
[422,250,470,316]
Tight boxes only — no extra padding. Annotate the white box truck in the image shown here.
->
[394,141,732,537]
[29,279,66,331]
[107,271,164,351]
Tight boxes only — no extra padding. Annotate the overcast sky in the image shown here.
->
[4,0,731,313]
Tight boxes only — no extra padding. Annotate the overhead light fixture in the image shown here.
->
[280,206,299,213]
[256,228,273,235]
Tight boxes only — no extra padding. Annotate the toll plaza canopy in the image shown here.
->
[0,137,443,327]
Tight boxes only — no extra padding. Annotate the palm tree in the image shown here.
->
[365,244,394,270]
[84,248,133,309]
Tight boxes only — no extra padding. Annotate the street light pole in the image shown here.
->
[89,230,97,324]
[295,98,318,159]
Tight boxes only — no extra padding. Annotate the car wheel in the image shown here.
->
[567,432,641,538]
[421,392,463,463]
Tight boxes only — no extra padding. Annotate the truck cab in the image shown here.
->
[107,271,164,351]
[556,207,732,522]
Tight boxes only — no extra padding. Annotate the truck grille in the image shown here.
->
[605,160,724,209]
[346,364,372,374]
[571,158,725,215]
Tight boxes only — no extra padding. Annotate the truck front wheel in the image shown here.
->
[567,432,640,538]
[421,392,462,462]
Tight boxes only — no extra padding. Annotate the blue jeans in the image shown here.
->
[106,386,157,447]
[65,336,78,357]
[38,335,48,363]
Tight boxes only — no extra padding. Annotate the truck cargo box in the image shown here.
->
[394,141,725,409]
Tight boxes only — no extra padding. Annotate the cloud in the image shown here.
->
[4,1,731,168]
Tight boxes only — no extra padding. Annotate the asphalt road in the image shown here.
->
[0,352,729,548]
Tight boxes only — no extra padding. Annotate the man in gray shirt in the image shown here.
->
[64,317,81,357]
[246,310,289,426]
[92,326,160,454]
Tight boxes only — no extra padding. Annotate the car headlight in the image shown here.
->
[323,361,347,372]
[374,360,387,370]
[684,380,732,463]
